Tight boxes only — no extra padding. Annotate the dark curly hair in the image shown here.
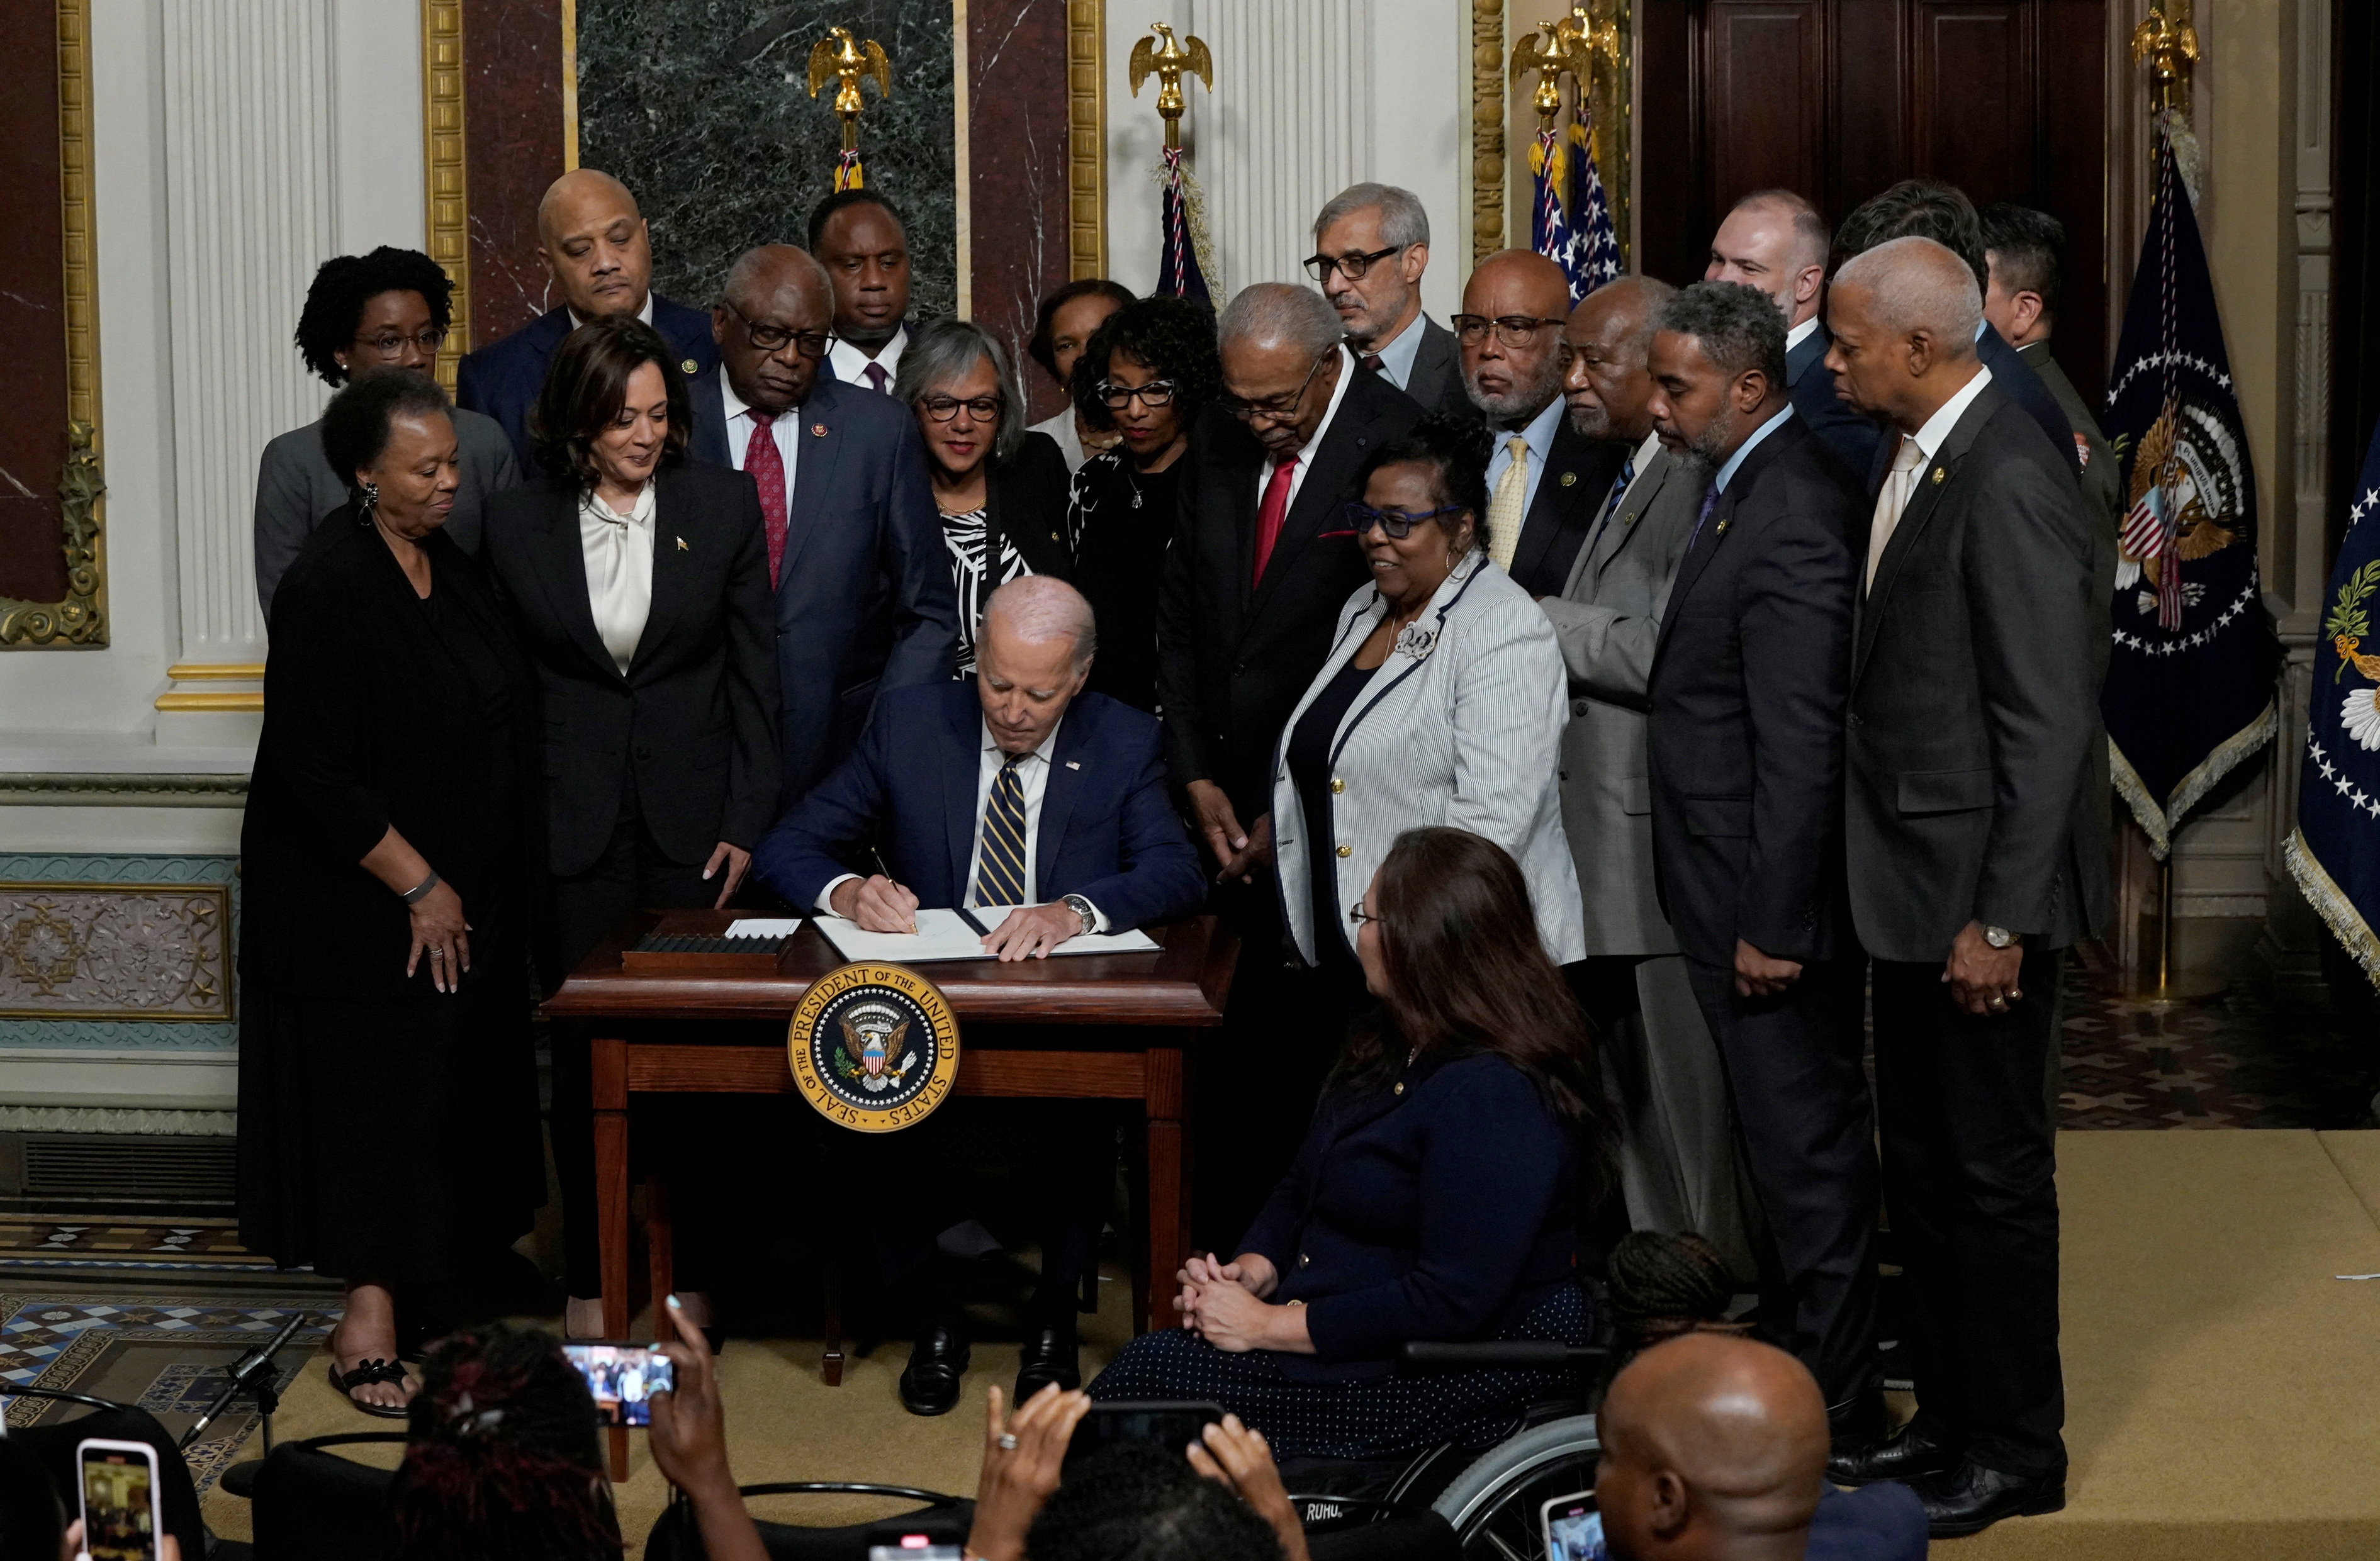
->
[1353,410,1493,546]
[320,369,452,500]
[293,247,455,386]
[528,315,690,488]
[1026,1442,1283,1561]
[1026,278,1135,381]
[388,1323,618,1561]
[1068,295,1222,435]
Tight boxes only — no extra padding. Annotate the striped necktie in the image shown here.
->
[973,753,1030,907]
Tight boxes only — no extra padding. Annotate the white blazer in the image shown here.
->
[1270,554,1586,966]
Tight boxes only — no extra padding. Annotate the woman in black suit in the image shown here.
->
[478,315,780,1340]
[239,371,546,1416]
[1087,826,1615,1458]
[893,316,1072,677]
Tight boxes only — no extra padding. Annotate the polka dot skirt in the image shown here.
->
[1086,1280,1593,1460]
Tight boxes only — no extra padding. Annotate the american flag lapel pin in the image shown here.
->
[1065,761,1081,770]
[676,536,689,551]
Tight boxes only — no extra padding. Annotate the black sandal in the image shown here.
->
[328,1356,413,1419]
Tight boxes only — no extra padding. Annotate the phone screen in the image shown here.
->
[1063,1401,1226,1470]
[562,1341,676,1428]
[79,1445,159,1561]
[1541,1496,1604,1561]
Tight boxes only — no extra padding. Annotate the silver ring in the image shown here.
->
[429,948,445,959]
[997,1433,1019,1451]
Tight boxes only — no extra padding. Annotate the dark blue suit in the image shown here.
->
[1795,316,2084,486]
[753,680,1206,933]
[685,375,958,811]
[455,294,719,478]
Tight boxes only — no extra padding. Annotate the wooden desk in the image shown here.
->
[544,910,1236,1468]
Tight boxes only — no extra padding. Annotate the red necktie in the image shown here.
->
[744,411,787,587]
[1251,455,1299,587]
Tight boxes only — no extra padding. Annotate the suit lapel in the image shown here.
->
[1852,390,1997,685]
[1035,711,1091,893]
[687,366,730,466]
[945,695,984,895]
[780,383,848,586]
[1785,323,1829,389]
[1248,371,1376,625]
[1586,449,1670,587]
[1653,484,1734,666]
[628,470,692,679]
[528,485,626,685]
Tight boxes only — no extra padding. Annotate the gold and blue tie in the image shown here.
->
[974,753,1030,907]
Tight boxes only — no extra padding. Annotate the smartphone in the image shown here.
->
[561,1341,676,1428]
[1063,1400,1226,1470]
[1540,1492,1603,1561]
[867,1548,963,1560]
[77,1438,162,1561]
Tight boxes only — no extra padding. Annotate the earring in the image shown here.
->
[358,481,380,523]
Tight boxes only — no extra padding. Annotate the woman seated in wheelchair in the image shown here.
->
[1088,826,1613,1460]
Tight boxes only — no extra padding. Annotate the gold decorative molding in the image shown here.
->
[3,0,108,649]
[154,690,264,713]
[1067,0,1106,279]
[561,0,580,172]
[165,663,265,681]
[1471,0,1505,264]
[421,0,470,393]
[1575,1,1632,271]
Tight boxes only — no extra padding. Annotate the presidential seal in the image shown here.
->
[787,963,960,1133]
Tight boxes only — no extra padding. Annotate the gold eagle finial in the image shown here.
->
[1128,22,1214,150]
[1508,20,1586,133]
[807,25,892,154]
[2129,3,2199,116]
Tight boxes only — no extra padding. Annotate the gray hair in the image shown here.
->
[894,316,1028,463]
[720,243,831,313]
[1653,281,1788,388]
[1313,182,1430,250]
[1833,236,1982,353]
[983,575,1097,668]
[1216,283,1343,361]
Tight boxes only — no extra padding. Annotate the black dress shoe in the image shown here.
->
[1906,1457,2066,1538]
[1014,1325,1081,1401]
[1826,1421,1959,1485]
[899,1325,972,1416]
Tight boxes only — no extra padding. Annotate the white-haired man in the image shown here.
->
[755,576,1206,1418]
[1308,182,1470,418]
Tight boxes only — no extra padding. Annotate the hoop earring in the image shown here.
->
[357,481,380,524]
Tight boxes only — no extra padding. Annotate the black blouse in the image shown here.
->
[240,507,543,1001]
[1286,657,1374,967]
[1070,450,1184,713]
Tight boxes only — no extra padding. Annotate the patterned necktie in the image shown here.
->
[1250,455,1299,586]
[974,753,1031,907]
[864,361,890,394]
[1864,436,1928,593]
[1486,435,1530,574]
[1615,455,1636,496]
[744,411,787,587]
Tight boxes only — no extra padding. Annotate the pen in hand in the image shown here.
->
[870,847,919,935]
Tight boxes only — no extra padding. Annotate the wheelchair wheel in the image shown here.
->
[1427,1414,1600,1560]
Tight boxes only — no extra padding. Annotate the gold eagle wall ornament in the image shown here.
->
[1508,19,1587,133]
[808,25,891,186]
[1128,22,1213,150]
[2130,3,2199,116]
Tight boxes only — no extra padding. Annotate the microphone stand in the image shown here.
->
[179,1310,313,1453]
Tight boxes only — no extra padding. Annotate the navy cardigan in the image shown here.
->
[1239,1049,1578,1382]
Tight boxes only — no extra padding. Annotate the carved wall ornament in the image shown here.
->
[0,883,232,1022]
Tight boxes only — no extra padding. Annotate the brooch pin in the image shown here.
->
[1931,467,1947,484]
[1559,471,1577,487]
[1394,623,1439,663]
[811,423,829,437]
[680,358,699,375]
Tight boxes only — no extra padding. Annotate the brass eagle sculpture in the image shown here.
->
[807,25,891,154]
[1128,22,1213,150]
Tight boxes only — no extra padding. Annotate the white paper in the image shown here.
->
[813,906,1160,963]
[722,917,804,939]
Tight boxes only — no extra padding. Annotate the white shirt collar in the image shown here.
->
[720,366,775,425]
[1284,346,1357,469]
[1715,405,1796,493]
[1507,393,1566,461]
[1907,364,1995,461]
[569,293,655,332]
[1786,315,1820,352]
[1366,308,1429,389]
[980,715,1063,767]
[830,324,909,388]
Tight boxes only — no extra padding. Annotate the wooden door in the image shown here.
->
[1639,0,2110,406]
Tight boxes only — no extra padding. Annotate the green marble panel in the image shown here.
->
[576,0,957,318]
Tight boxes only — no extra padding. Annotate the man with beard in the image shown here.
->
[1641,281,1878,1446]
[1539,275,1752,1275]
[1308,182,1472,418]
[1459,251,1626,597]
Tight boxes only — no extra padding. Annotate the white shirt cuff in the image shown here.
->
[817,873,860,916]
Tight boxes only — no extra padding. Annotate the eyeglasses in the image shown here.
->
[1451,314,1570,349]
[1347,898,1383,930]
[354,327,447,356]
[726,306,831,359]
[1347,501,1468,539]
[1303,244,1405,283]
[921,394,1002,423]
[1220,350,1332,423]
[1097,379,1179,410]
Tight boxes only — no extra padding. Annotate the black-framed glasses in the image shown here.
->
[724,305,831,359]
[1220,349,1332,423]
[1303,244,1405,283]
[1347,501,1467,539]
[921,394,1002,423]
[354,327,447,355]
[1097,378,1178,410]
[1451,313,1569,349]
[1348,897,1383,930]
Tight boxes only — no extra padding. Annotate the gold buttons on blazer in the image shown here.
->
[1330,778,1345,794]
[1336,844,1352,858]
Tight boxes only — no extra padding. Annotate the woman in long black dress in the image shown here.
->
[238,371,545,1416]
[1064,296,1220,712]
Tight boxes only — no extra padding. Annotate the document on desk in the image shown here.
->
[812,906,1160,963]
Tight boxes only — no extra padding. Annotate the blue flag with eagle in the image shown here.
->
[2101,133,2277,858]
[1529,119,1621,303]
[2285,427,2380,987]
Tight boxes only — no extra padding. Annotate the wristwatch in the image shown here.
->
[1981,924,2019,949]
[1060,893,1097,938]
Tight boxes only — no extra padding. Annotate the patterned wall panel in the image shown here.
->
[0,857,238,1049]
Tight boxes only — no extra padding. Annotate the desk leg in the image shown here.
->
[593,1035,631,1482]
[1143,1041,1191,1334]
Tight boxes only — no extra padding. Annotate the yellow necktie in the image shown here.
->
[1487,435,1530,574]
[1863,437,1928,593]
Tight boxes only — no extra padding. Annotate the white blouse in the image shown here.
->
[579,482,656,674]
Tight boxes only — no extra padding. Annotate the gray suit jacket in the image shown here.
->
[254,406,519,620]
[1540,440,1703,957]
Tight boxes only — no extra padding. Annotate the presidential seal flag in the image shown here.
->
[2284,425,2380,987]
[2101,133,2278,856]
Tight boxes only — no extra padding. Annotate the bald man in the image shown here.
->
[1459,250,1625,595]
[1597,1334,1926,1561]
[1705,190,1876,480]
[1822,237,2100,1536]
[456,169,721,474]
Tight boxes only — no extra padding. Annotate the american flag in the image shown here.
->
[1531,120,1622,303]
